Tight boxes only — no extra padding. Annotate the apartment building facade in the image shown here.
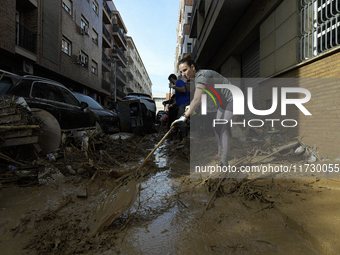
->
[174,0,194,78]
[0,0,148,107]
[126,36,152,95]
[188,0,340,159]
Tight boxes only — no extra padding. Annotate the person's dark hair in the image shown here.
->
[168,74,177,81]
[178,53,199,71]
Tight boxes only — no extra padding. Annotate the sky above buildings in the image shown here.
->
[113,0,179,95]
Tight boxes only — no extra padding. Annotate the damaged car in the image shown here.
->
[73,92,120,134]
[8,76,97,130]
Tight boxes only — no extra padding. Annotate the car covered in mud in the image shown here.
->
[117,93,157,134]
[123,92,156,122]
[8,76,97,130]
[73,92,120,134]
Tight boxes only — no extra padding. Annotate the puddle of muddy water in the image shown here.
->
[0,135,321,255]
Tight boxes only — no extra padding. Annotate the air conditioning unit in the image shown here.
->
[81,25,88,35]
[22,60,33,74]
[77,54,86,64]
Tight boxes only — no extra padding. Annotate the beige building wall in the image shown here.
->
[126,36,152,95]
[152,94,167,113]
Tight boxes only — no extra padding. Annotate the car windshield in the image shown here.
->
[74,94,104,110]
[0,78,13,94]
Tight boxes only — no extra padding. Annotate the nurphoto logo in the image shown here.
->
[200,83,312,128]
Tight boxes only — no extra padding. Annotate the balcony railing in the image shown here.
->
[127,51,135,62]
[116,67,126,82]
[116,88,126,98]
[102,51,111,68]
[102,25,112,44]
[103,0,112,19]
[112,24,126,46]
[112,47,127,65]
[16,22,36,54]
[101,79,111,92]
[126,67,134,78]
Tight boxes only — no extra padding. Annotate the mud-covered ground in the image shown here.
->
[1,126,340,254]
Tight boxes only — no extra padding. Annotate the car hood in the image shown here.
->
[88,107,117,118]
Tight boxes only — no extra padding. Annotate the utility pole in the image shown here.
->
[112,58,119,103]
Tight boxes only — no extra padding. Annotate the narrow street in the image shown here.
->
[1,125,340,254]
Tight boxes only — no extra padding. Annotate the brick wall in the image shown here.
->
[0,0,16,54]
[259,52,340,159]
[58,0,103,92]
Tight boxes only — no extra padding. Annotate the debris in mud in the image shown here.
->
[0,129,154,188]
[0,97,44,158]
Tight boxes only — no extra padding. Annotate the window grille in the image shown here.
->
[299,0,340,61]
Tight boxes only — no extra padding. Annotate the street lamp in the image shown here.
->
[112,58,119,102]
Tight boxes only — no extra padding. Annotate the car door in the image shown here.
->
[30,81,61,124]
[55,86,94,129]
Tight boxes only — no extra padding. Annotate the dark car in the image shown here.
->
[0,70,22,94]
[73,92,120,134]
[8,77,97,130]
[123,93,156,122]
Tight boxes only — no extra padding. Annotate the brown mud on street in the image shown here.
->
[0,127,340,254]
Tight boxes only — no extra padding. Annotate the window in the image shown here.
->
[58,86,80,106]
[299,0,340,61]
[9,80,32,97]
[62,0,72,15]
[78,51,88,68]
[92,0,99,15]
[81,16,89,34]
[62,37,72,56]
[92,29,98,44]
[91,60,98,75]
[187,12,192,24]
[32,82,62,102]
[187,43,192,53]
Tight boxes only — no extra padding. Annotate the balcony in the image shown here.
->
[127,51,135,63]
[116,88,126,99]
[183,23,190,35]
[112,47,127,67]
[126,67,134,78]
[116,67,126,83]
[101,79,111,92]
[102,25,112,48]
[112,24,127,50]
[17,0,38,9]
[102,51,111,71]
[189,0,198,38]
[102,0,112,24]
[16,22,36,54]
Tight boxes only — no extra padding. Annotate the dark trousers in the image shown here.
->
[177,103,189,140]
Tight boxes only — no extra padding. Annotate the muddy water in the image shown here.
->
[110,143,318,255]
[0,138,319,254]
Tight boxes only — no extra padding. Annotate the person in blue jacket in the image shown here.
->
[168,74,190,141]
